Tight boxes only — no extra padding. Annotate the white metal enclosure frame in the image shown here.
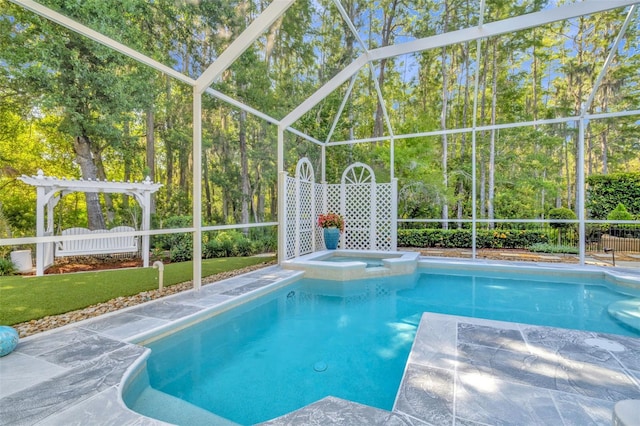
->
[1,0,638,288]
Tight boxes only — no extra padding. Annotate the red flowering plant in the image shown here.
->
[317,212,345,232]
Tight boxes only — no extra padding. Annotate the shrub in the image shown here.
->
[203,240,226,258]
[607,203,633,221]
[170,239,193,262]
[528,243,578,254]
[397,228,548,249]
[253,235,277,253]
[587,172,640,219]
[234,238,255,256]
[548,208,577,229]
[0,258,16,276]
[153,216,193,250]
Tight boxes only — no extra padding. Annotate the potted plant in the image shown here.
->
[318,212,344,250]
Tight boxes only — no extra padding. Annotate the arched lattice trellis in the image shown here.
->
[340,163,376,250]
[283,158,396,259]
[294,158,316,256]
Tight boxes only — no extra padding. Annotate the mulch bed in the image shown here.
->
[43,256,146,274]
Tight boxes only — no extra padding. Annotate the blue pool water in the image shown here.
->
[139,269,639,425]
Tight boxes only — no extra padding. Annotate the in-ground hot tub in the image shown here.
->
[282,249,419,280]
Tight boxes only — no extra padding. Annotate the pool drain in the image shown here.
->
[313,361,327,372]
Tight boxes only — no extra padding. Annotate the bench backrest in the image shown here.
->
[58,226,137,254]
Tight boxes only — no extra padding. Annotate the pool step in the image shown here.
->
[608,299,640,333]
[132,386,238,426]
[613,400,640,426]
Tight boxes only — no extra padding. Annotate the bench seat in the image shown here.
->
[55,226,138,257]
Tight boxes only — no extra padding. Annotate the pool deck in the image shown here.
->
[1,261,640,425]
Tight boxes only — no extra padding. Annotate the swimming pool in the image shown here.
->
[125,266,640,425]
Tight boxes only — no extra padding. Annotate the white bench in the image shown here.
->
[55,226,138,257]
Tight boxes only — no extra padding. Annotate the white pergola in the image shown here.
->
[18,170,162,276]
[5,0,640,288]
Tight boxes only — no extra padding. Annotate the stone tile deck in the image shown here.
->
[1,264,640,425]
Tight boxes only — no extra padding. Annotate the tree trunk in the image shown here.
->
[165,137,174,202]
[73,135,106,230]
[270,183,277,222]
[203,148,212,223]
[600,91,609,174]
[146,108,156,214]
[373,0,399,139]
[123,119,132,213]
[601,127,609,174]
[480,159,486,218]
[89,143,114,224]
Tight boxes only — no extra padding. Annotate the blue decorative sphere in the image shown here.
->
[0,326,19,357]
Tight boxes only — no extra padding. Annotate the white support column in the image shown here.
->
[368,62,394,139]
[577,119,586,265]
[277,126,286,264]
[391,178,398,250]
[321,144,326,183]
[192,89,202,291]
[390,137,395,180]
[470,33,484,260]
[326,76,357,144]
[278,171,287,263]
[311,178,317,252]
[339,183,346,250]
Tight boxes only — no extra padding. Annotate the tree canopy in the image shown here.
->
[1,0,638,237]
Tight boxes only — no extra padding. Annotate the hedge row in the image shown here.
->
[397,228,549,249]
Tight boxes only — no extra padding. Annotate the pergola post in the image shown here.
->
[141,190,151,268]
[35,185,46,276]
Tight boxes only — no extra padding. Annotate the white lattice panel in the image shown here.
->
[326,184,341,213]
[344,183,374,250]
[285,176,297,259]
[314,183,326,251]
[375,183,393,250]
[298,180,314,255]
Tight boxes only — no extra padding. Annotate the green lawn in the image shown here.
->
[0,256,275,325]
